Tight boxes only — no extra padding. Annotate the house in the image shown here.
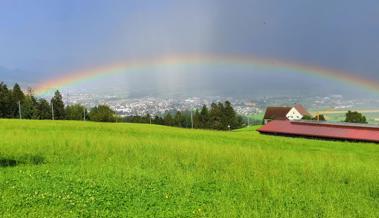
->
[263,107,292,124]
[263,104,311,124]
[257,120,379,143]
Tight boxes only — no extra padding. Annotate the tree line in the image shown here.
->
[124,101,246,130]
[0,82,246,130]
[0,82,115,122]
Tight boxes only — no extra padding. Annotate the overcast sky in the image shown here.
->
[0,0,378,97]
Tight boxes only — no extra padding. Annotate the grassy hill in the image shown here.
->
[1,119,378,217]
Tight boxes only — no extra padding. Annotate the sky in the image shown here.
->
[0,0,379,97]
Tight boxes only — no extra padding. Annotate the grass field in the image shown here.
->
[1,119,378,217]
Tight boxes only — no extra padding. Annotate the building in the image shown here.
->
[258,120,379,143]
[263,104,311,124]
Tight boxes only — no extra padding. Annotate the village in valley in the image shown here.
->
[57,90,379,121]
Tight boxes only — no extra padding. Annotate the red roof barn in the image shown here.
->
[258,120,379,143]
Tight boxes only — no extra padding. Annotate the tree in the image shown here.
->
[174,111,185,127]
[199,105,209,128]
[153,115,164,125]
[224,101,238,129]
[206,101,245,130]
[302,115,313,120]
[0,82,14,118]
[21,95,38,119]
[313,114,326,121]
[193,109,201,128]
[163,113,174,126]
[12,83,25,103]
[35,99,52,120]
[303,114,326,121]
[209,103,224,130]
[12,83,25,117]
[235,115,245,128]
[345,111,367,123]
[66,104,87,120]
[51,90,65,120]
[88,105,116,122]
[143,113,152,124]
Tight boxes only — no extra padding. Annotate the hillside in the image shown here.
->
[1,119,378,217]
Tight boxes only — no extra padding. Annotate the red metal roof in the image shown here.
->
[294,104,311,116]
[257,120,379,143]
[263,107,292,120]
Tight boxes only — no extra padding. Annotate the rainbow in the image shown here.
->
[34,54,379,96]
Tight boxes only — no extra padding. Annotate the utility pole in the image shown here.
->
[190,110,194,129]
[149,115,152,124]
[18,101,22,119]
[247,116,250,126]
[51,101,54,120]
[83,108,86,121]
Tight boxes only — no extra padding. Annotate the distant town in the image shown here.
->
[61,91,379,117]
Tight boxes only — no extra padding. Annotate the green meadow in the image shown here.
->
[0,119,378,217]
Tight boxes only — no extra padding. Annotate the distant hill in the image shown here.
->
[0,66,37,86]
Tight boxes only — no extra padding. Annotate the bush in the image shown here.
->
[66,104,87,120]
[345,111,367,123]
[89,105,116,122]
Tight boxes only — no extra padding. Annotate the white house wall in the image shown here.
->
[286,108,303,120]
